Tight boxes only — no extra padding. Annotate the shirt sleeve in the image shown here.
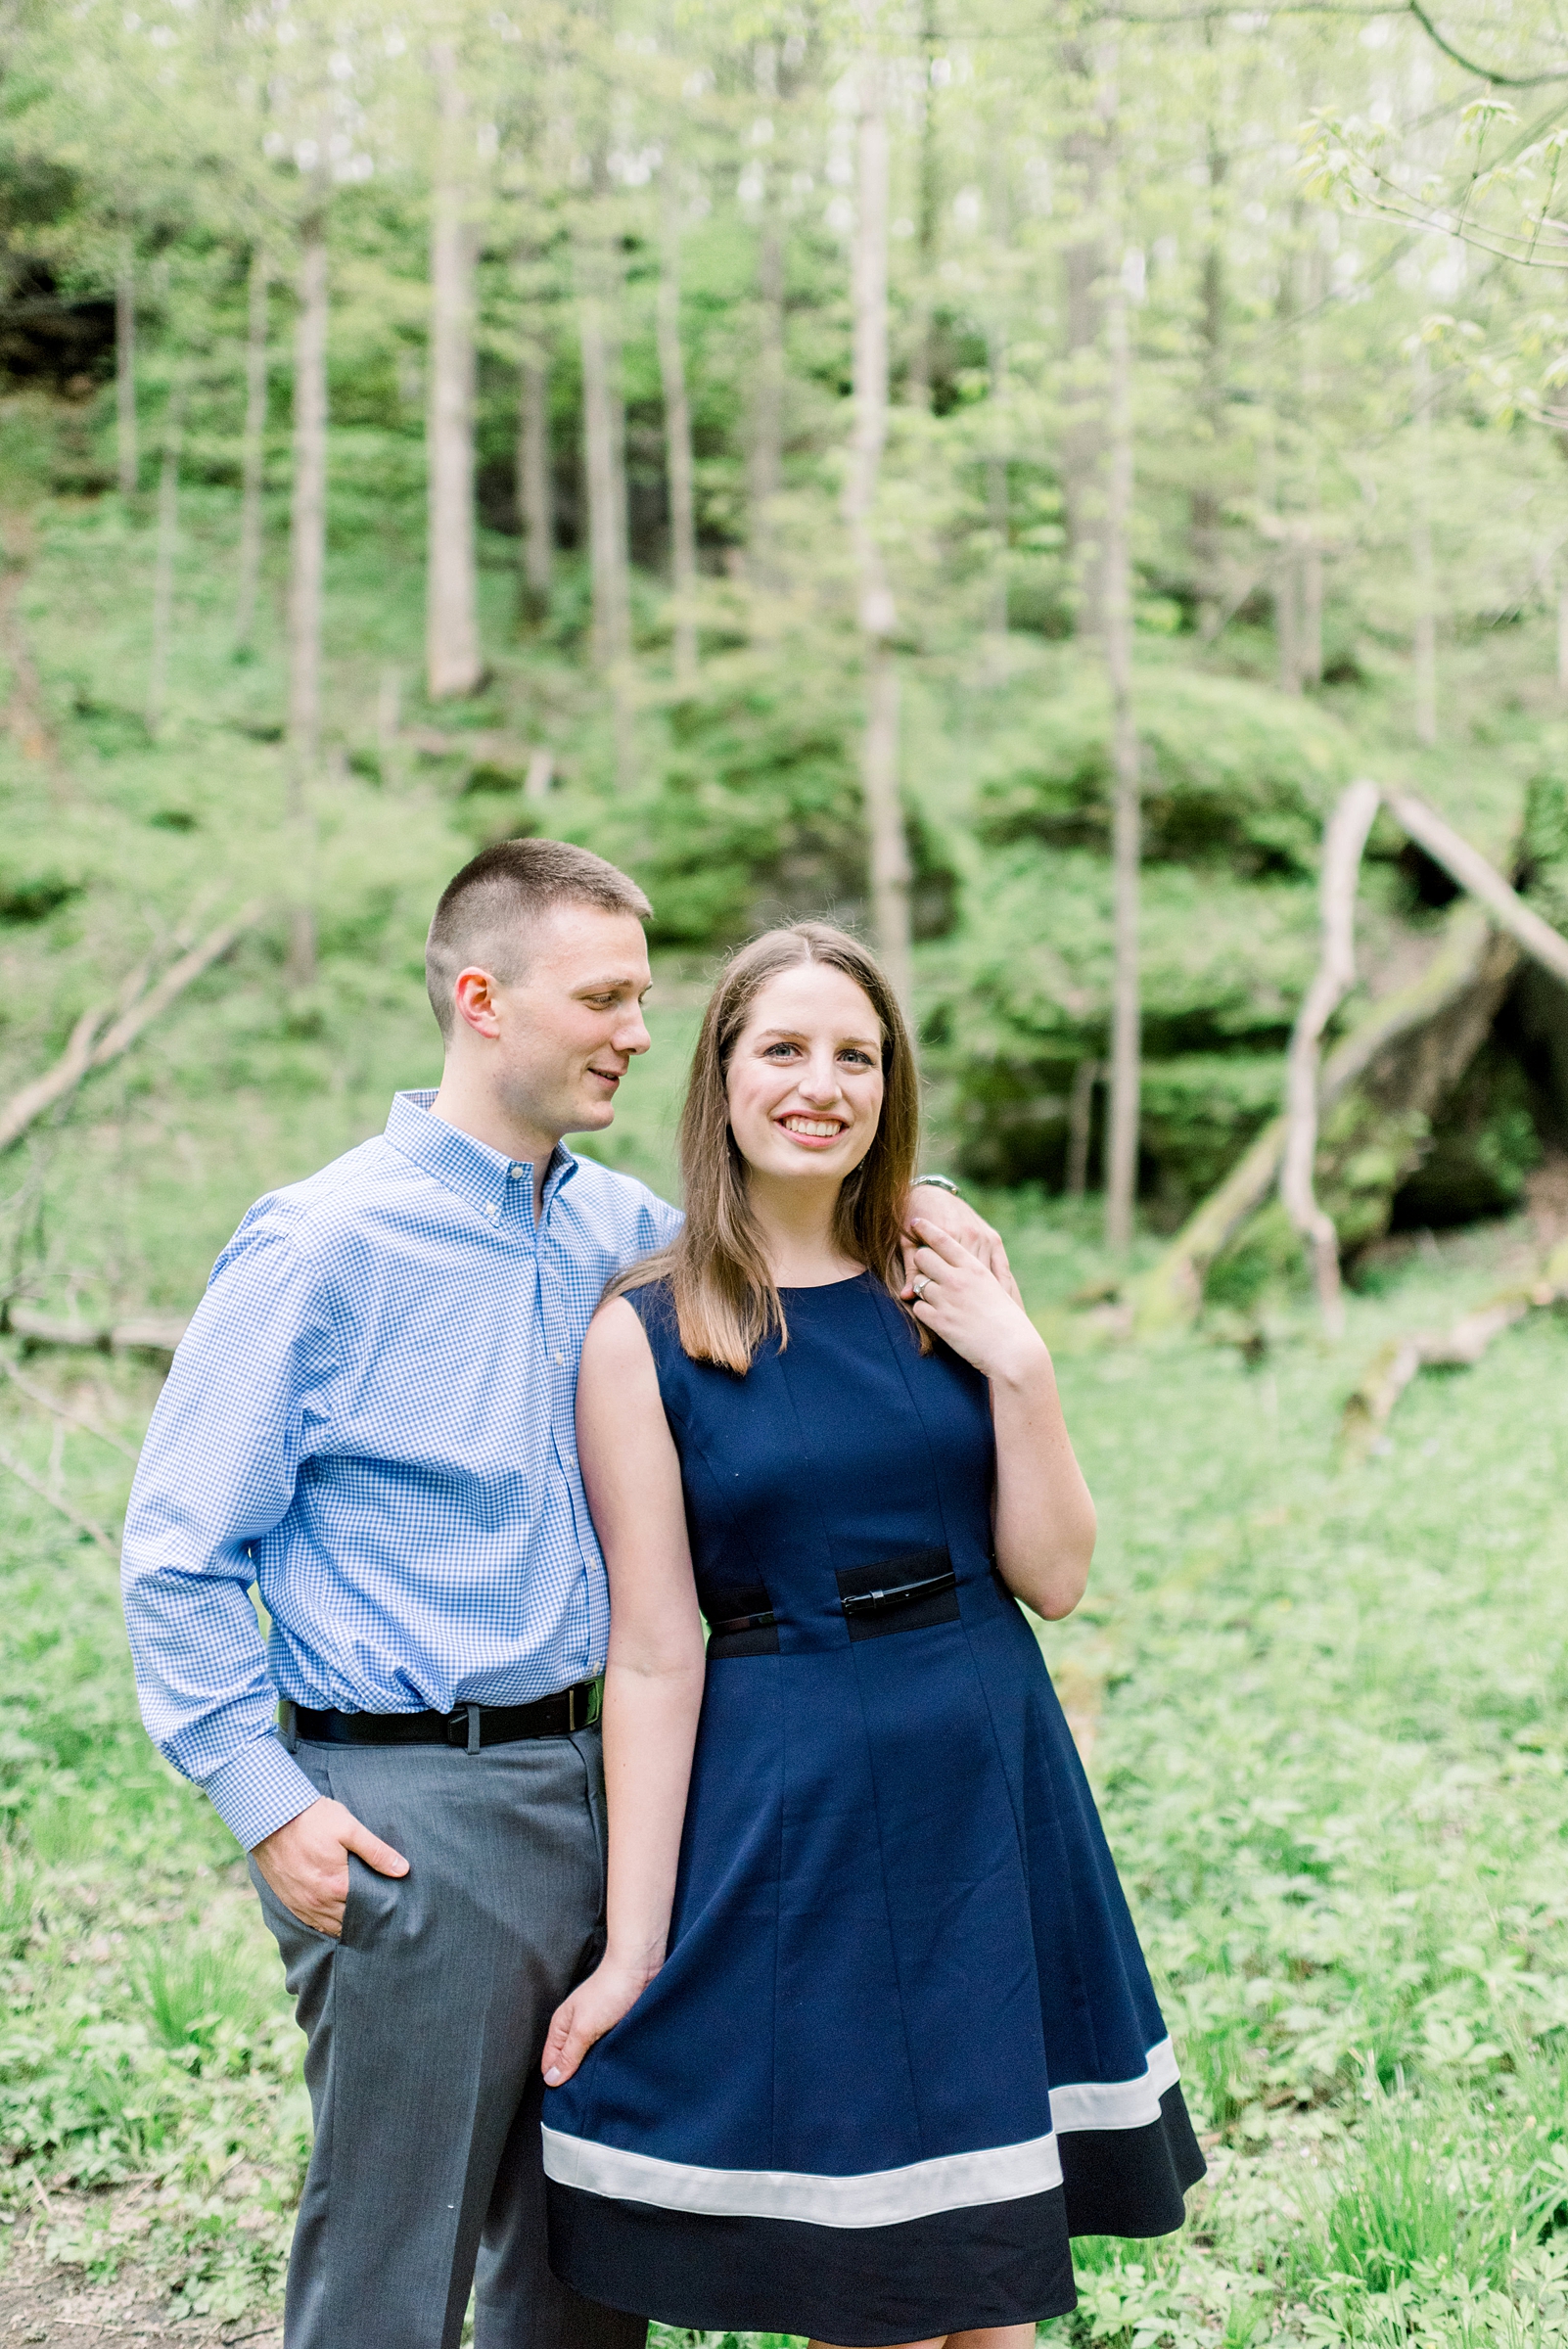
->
[642,1191,685,1253]
[120,1217,337,1851]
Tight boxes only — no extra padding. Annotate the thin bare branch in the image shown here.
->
[0,903,264,1162]
[0,1359,140,1460]
[1406,0,1568,88]
[1342,1239,1568,1454]
[1386,792,1568,987]
[0,1442,116,1553]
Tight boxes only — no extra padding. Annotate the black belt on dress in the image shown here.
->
[288,1678,603,1751]
[708,1568,959,1640]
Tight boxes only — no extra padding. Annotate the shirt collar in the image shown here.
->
[385,1090,579,1226]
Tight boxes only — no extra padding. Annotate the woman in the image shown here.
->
[539,923,1203,2349]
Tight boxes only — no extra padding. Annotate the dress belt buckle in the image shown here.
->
[444,1706,475,1750]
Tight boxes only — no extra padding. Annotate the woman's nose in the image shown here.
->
[798,1059,843,1103]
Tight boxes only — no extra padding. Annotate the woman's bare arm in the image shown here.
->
[541,1297,707,2087]
[906,1219,1096,1622]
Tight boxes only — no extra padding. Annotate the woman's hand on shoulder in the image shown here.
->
[542,1956,657,2087]
[906,1217,1051,1389]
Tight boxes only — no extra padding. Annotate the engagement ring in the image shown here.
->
[912,1276,930,1300]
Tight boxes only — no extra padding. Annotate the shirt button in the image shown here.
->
[553,1351,565,1365]
[508,1166,524,1179]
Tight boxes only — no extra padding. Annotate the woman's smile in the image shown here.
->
[776,1113,848,1145]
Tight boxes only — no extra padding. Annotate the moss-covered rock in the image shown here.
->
[972,661,1354,878]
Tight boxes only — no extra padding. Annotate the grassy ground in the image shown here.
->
[4,446,1568,2345]
[1,1064,1565,2345]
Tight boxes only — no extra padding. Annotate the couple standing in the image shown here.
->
[121,839,1202,2349]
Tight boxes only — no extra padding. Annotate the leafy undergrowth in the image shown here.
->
[1,1212,1564,2344]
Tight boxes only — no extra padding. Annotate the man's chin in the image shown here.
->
[570,1094,618,1132]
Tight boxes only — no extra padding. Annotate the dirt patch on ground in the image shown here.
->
[0,2213,281,2349]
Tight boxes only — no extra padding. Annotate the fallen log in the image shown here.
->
[3,1305,189,1368]
[1134,792,1568,1336]
[0,902,262,1159]
[1130,901,1499,1333]
[1281,779,1381,1335]
[1340,1237,1568,1457]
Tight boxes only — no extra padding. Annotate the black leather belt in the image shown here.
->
[709,1569,960,1639]
[839,1569,957,1619]
[288,1679,602,1752]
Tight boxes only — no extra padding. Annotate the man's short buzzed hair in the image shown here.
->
[425,838,653,1040]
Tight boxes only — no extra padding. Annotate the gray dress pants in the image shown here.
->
[250,1725,649,2349]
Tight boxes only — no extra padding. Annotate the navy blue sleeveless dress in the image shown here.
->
[544,1274,1202,2346]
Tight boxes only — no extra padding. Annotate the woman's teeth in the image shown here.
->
[781,1117,843,1138]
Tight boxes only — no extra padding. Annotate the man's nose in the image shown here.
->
[617,1007,652,1056]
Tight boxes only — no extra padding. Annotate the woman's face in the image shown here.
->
[724,962,885,1188]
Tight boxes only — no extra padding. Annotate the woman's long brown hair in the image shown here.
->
[608,922,925,1373]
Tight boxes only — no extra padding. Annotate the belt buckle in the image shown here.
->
[444,1707,470,1749]
[571,1681,602,1731]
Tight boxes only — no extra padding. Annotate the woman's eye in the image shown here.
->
[764,1042,800,1059]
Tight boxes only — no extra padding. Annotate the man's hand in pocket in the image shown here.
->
[253,1797,409,1937]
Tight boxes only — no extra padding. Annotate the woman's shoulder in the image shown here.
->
[588,1277,683,1377]
[613,1270,676,1331]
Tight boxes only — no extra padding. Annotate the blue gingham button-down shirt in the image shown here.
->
[120,1089,681,1851]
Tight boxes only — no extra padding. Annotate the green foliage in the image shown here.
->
[585,652,957,946]
[972,663,1354,879]
[939,844,1313,1202]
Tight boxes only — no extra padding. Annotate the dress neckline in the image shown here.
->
[776,1269,871,1296]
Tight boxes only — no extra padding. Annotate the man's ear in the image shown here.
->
[452,967,503,1040]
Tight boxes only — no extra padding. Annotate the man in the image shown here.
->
[121,839,1006,2349]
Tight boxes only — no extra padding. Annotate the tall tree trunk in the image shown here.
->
[1059,41,1110,635]
[987,311,1009,648]
[234,245,269,653]
[1191,52,1226,637]
[287,194,328,990]
[907,0,941,410]
[115,240,137,499]
[577,223,631,680]
[1102,182,1140,1257]
[576,199,633,781]
[1273,235,1303,697]
[846,30,912,1011]
[657,188,698,688]
[518,338,553,620]
[1300,248,1324,686]
[145,377,186,739]
[427,42,483,701]
[1276,524,1302,696]
[749,207,786,597]
[1411,339,1437,749]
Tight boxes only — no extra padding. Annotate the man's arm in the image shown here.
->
[122,1222,328,1842]
[123,1221,408,1932]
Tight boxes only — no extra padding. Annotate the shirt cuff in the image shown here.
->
[202,1733,322,1851]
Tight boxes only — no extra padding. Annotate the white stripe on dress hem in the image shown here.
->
[541,2126,1064,2229]
[541,2038,1182,2230]
[1050,2037,1180,2136]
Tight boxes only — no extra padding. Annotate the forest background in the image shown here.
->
[2,0,1568,2341]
